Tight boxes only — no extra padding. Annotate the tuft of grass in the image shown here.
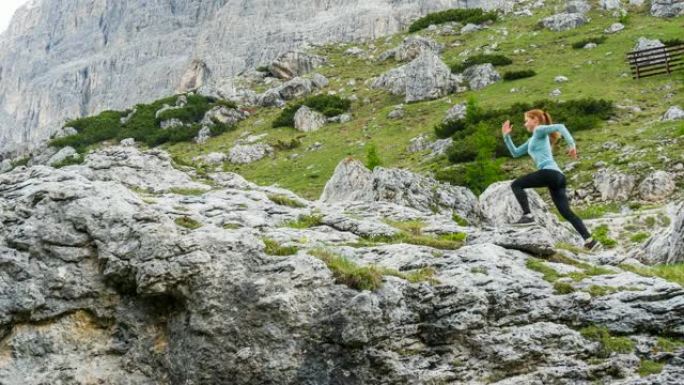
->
[592,224,617,248]
[262,237,298,256]
[655,337,684,352]
[554,242,586,255]
[223,223,241,229]
[284,214,324,228]
[452,213,469,226]
[174,216,202,230]
[553,281,576,294]
[630,232,650,243]
[52,154,84,168]
[309,248,439,290]
[576,202,621,219]
[169,187,207,196]
[267,194,306,208]
[526,258,562,282]
[385,219,426,236]
[638,360,664,377]
[365,143,383,170]
[619,263,684,287]
[580,325,635,357]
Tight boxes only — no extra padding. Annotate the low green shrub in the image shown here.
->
[437,97,614,164]
[450,54,512,73]
[365,143,383,170]
[408,8,498,32]
[663,38,684,47]
[503,70,537,81]
[272,95,351,128]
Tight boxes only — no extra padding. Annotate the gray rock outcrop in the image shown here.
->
[540,13,588,31]
[372,51,464,102]
[294,105,327,132]
[0,146,682,384]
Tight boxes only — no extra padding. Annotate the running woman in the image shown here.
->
[502,109,597,250]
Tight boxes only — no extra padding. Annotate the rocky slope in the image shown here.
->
[0,0,515,157]
[0,144,682,384]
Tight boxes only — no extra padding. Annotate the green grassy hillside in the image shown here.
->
[53,1,684,202]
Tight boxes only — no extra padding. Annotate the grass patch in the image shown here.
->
[309,248,439,290]
[263,237,299,256]
[655,337,684,352]
[592,224,617,248]
[267,194,306,208]
[385,219,426,236]
[452,213,469,226]
[630,232,650,243]
[284,214,324,228]
[580,325,635,357]
[169,187,207,196]
[638,360,664,377]
[174,216,202,230]
[571,36,607,49]
[553,281,576,294]
[583,285,641,297]
[527,258,562,282]
[575,202,622,219]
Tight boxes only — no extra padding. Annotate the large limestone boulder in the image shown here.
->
[378,35,443,62]
[319,157,375,203]
[372,52,463,102]
[320,158,480,222]
[651,0,684,17]
[566,0,592,13]
[200,106,246,126]
[268,51,327,80]
[600,0,623,10]
[228,143,273,164]
[592,169,636,201]
[633,37,664,52]
[478,181,582,244]
[661,106,684,121]
[540,13,588,31]
[462,63,501,90]
[631,201,684,264]
[638,171,676,201]
[294,106,327,132]
[47,146,79,166]
[276,77,316,100]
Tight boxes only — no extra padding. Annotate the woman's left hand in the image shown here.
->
[567,147,578,159]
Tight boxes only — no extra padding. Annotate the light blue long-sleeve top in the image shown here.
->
[503,123,576,173]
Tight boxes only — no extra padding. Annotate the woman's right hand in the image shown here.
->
[502,120,513,135]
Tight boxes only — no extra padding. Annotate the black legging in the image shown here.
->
[510,169,591,239]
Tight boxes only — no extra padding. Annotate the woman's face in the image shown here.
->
[524,114,539,132]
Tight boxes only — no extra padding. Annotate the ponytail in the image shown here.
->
[526,109,561,146]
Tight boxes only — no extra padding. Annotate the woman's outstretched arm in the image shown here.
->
[501,120,528,158]
[503,134,529,158]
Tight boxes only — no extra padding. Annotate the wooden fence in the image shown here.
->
[627,44,684,79]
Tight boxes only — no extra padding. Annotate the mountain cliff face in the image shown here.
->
[0,0,511,157]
